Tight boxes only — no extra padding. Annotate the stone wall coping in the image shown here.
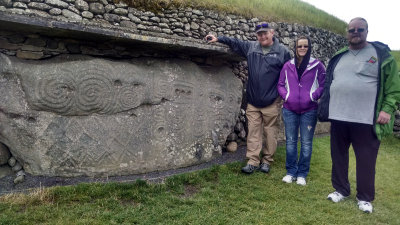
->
[0,11,243,61]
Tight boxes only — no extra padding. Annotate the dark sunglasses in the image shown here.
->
[255,23,269,31]
[297,45,309,49]
[348,28,365,33]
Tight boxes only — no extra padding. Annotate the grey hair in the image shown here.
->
[349,17,368,30]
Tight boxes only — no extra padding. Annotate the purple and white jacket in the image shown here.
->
[277,57,326,114]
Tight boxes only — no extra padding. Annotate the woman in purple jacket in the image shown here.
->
[277,36,326,185]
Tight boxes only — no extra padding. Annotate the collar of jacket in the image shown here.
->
[256,37,281,54]
[332,41,391,61]
[288,57,319,72]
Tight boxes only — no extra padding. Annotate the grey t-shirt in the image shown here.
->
[262,46,271,55]
[329,43,379,125]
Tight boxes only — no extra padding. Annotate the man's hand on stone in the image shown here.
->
[377,111,391,124]
[205,34,218,43]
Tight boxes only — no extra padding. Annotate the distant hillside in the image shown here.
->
[119,0,347,35]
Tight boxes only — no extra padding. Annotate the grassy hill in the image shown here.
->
[119,0,347,35]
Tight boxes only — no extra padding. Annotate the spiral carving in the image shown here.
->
[118,85,141,110]
[76,71,114,114]
[37,73,75,114]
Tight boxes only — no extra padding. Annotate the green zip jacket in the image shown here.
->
[318,41,400,140]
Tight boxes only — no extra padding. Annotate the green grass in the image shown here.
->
[119,0,347,35]
[1,135,399,224]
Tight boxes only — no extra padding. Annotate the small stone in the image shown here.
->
[149,16,160,23]
[12,162,22,172]
[16,170,26,177]
[16,50,44,59]
[68,5,80,14]
[190,22,199,30]
[137,24,146,30]
[226,132,238,142]
[238,130,246,140]
[14,175,25,184]
[81,10,93,19]
[8,156,16,167]
[104,13,120,23]
[113,8,128,16]
[45,0,68,8]
[49,8,62,15]
[13,2,27,9]
[89,2,104,14]
[128,13,141,23]
[75,0,89,11]
[120,20,136,29]
[226,142,238,152]
[235,122,244,133]
[173,28,184,33]
[62,9,82,21]
[192,9,203,16]
[104,4,114,13]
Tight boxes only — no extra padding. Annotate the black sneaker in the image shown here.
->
[241,164,258,174]
[259,163,270,173]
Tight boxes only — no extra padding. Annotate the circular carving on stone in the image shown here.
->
[118,85,141,110]
[76,70,114,114]
[37,73,75,114]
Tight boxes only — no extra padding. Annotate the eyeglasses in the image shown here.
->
[255,23,269,31]
[297,45,308,49]
[347,28,365,33]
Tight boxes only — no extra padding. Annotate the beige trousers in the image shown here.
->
[246,98,281,166]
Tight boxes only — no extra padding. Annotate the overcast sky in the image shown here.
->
[300,0,400,50]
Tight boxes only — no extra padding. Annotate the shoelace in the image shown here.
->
[359,201,371,207]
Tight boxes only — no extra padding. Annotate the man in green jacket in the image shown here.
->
[318,17,400,213]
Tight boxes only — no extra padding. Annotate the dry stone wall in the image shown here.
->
[0,0,350,178]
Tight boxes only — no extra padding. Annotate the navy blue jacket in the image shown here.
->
[218,36,290,107]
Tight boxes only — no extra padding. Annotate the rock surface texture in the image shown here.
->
[0,53,242,176]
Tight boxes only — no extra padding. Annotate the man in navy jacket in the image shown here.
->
[206,23,290,174]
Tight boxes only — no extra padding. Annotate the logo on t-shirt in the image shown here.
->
[368,56,377,64]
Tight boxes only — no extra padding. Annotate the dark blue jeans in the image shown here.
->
[282,108,317,178]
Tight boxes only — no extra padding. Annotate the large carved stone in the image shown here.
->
[0,53,242,177]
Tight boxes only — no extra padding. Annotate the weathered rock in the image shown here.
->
[226,132,238,142]
[0,53,242,177]
[49,8,62,16]
[13,2,27,9]
[0,143,11,165]
[89,2,104,14]
[0,0,12,7]
[62,9,82,21]
[12,162,22,172]
[81,10,93,19]
[0,165,12,178]
[238,130,246,140]
[45,0,68,9]
[13,174,24,184]
[226,141,238,152]
[234,122,244,133]
[8,157,16,167]
[75,0,89,11]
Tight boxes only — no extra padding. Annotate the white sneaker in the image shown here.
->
[327,191,346,203]
[357,199,373,213]
[282,175,294,183]
[296,177,306,186]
